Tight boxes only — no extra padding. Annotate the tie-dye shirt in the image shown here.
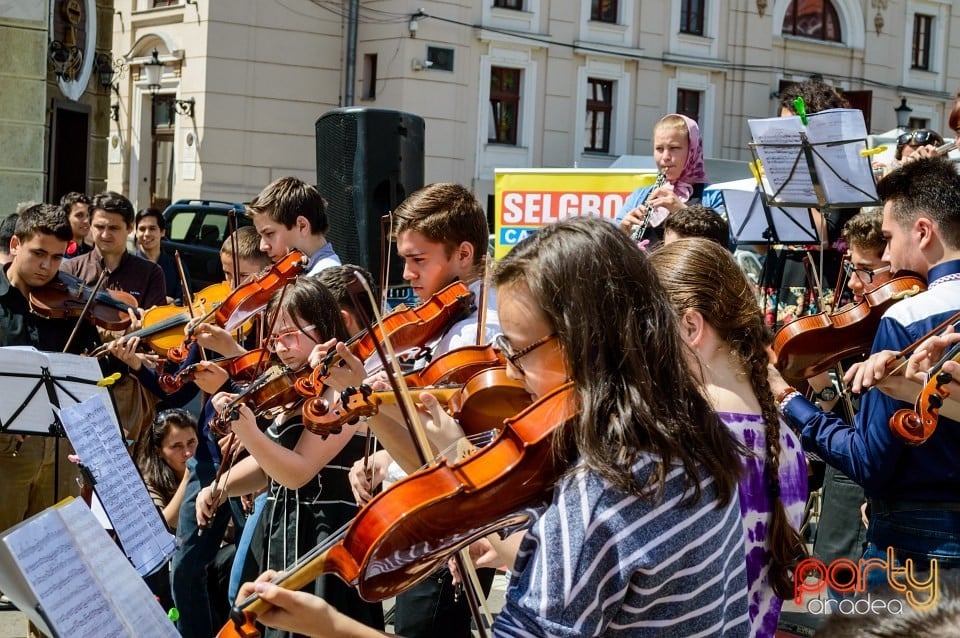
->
[717,412,808,638]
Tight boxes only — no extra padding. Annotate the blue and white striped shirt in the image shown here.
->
[494,455,750,637]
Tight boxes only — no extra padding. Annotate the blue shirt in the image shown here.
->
[306,243,342,277]
[782,260,960,502]
[614,183,725,227]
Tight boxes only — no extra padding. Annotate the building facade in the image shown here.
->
[106,0,960,211]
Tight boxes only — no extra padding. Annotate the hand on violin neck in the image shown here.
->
[319,341,367,392]
[194,361,231,394]
[195,323,245,357]
[844,349,902,394]
[348,449,391,505]
[419,391,466,457]
[905,328,960,386]
[125,307,144,333]
[107,335,145,371]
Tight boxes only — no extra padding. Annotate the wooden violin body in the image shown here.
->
[211,363,310,436]
[29,271,139,331]
[774,273,926,381]
[218,382,574,637]
[302,366,532,436]
[168,250,306,362]
[294,281,476,397]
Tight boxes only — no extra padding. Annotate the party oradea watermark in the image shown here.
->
[794,548,938,615]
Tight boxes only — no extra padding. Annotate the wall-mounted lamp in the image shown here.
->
[94,52,120,93]
[174,97,195,118]
[894,97,913,129]
[874,12,884,35]
[756,0,768,17]
[411,58,433,72]
[110,103,120,122]
[49,40,82,80]
[143,48,164,95]
[872,0,888,36]
[408,16,419,38]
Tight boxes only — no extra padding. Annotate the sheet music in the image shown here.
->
[0,347,59,434]
[0,501,128,637]
[58,394,176,575]
[718,179,818,244]
[59,500,181,637]
[749,108,878,207]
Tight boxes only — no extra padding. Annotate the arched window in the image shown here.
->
[782,0,841,42]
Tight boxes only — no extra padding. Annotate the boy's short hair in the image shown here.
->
[91,191,136,227]
[662,205,730,249]
[15,204,72,243]
[135,207,166,232]
[59,191,91,212]
[392,183,489,268]
[314,264,376,324]
[221,226,271,265]
[841,208,885,255]
[0,214,19,254]
[246,176,328,234]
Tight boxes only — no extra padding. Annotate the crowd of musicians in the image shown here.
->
[3,77,960,637]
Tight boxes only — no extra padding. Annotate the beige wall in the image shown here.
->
[109,0,960,211]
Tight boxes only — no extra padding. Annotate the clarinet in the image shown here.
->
[629,172,667,242]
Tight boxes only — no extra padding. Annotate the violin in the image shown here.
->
[773,272,926,381]
[29,271,139,331]
[403,344,507,388]
[294,281,476,397]
[89,281,233,358]
[889,335,960,445]
[302,366,532,436]
[157,347,272,394]
[217,382,575,637]
[168,250,307,362]
[211,363,311,436]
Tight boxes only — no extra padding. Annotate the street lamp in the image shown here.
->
[894,97,913,130]
[143,48,163,95]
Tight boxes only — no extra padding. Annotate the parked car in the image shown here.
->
[161,199,253,289]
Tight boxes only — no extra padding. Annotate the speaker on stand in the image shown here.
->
[315,107,425,295]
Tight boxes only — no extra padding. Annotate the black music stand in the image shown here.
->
[721,184,819,245]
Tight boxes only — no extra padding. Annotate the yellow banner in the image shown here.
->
[493,169,657,259]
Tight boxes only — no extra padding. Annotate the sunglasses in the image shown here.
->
[843,261,891,284]
[897,130,942,147]
[494,333,558,376]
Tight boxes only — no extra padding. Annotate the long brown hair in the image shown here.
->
[493,217,742,507]
[650,237,807,599]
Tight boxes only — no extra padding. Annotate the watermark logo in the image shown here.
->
[794,547,938,614]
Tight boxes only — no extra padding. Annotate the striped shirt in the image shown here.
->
[494,455,750,637]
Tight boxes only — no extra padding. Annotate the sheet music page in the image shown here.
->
[43,351,116,417]
[748,116,817,204]
[804,108,878,205]
[60,499,182,637]
[0,347,59,434]
[0,501,129,637]
[58,394,176,575]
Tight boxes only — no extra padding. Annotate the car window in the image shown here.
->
[168,211,197,242]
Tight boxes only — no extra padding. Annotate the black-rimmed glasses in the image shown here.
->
[494,333,558,376]
[843,261,891,284]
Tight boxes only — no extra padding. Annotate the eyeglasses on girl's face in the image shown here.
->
[494,332,558,376]
[266,324,316,352]
[843,261,891,284]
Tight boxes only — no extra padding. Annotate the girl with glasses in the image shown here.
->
[236,216,751,637]
[199,276,384,637]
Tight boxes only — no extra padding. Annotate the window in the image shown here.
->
[912,14,932,70]
[590,0,618,23]
[427,46,455,72]
[493,0,523,8]
[676,88,701,123]
[908,117,929,130]
[781,0,841,42]
[489,67,521,145]
[680,0,705,36]
[585,79,613,153]
[362,54,377,100]
[152,0,180,6]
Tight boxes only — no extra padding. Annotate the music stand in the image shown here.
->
[0,347,119,501]
[721,182,819,245]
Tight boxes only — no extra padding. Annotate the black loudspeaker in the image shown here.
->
[316,107,425,288]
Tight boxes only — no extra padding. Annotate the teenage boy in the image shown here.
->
[246,176,340,275]
[322,182,498,638]
[134,207,188,304]
[60,191,92,259]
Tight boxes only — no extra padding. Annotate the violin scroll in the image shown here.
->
[889,359,956,445]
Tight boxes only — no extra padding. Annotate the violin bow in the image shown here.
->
[345,273,495,636]
[379,212,393,314]
[63,268,110,354]
[475,255,491,347]
[175,250,207,363]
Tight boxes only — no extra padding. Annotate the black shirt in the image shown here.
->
[0,264,102,354]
